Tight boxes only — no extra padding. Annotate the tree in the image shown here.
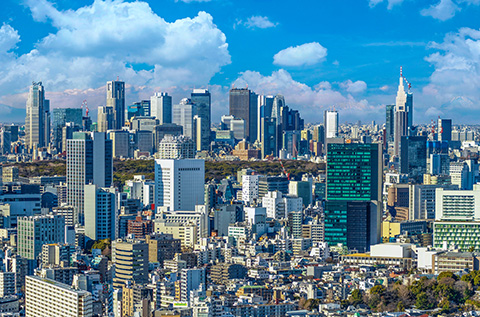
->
[416,292,435,310]
[396,301,405,312]
[438,271,457,281]
[349,289,364,306]
[370,285,386,296]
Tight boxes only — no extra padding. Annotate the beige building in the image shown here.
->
[25,275,92,317]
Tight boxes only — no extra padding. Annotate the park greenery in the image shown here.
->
[344,271,480,314]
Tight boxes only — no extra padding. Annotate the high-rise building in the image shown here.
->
[97,106,114,133]
[324,110,338,139]
[260,117,278,158]
[26,275,93,317]
[66,132,113,224]
[17,214,65,260]
[0,272,15,298]
[324,142,382,252]
[112,239,149,289]
[258,176,289,198]
[191,89,211,151]
[25,82,50,151]
[154,159,205,211]
[127,100,150,119]
[151,92,172,124]
[385,104,395,143]
[106,80,125,130]
[400,135,427,182]
[157,135,196,159]
[84,185,116,241]
[437,118,452,142]
[173,98,197,140]
[52,108,83,151]
[108,130,130,158]
[394,68,412,156]
[229,88,258,143]
[179,268,206,304]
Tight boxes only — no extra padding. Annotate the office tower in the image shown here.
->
[385,104,394,143]
[151,92,172,124]
[67,132,113,224]
[179,268,206,304]
[25,275,93,317]
[127,100,150,119]
[229,88,258,143]
[437,118,452,142]
[258,176,289,198]
[84,185,116,241]
[409,184,458,220]
[271,94,285,120]
[325,143,382,252]
[112,239,149,289]
[312,124,325,143]
[0,128,11,154]
[257,95,274,141]
[145,234,181,264]
[108,130,130,158]
[191,89,211,151]
[289,181,312,207]
[17,214,65,260]
[154,159,205,211]
[157,135,195,159]
[260,117,278,158]
[25,81,50,151]
[394,69,411,156]
[52,108,83,151]
[173,98,197,139]
[4,125,18,142]
[106,80,125,129]
[324,110,338,139]
[400,135,427,182]
[97,106,114,132]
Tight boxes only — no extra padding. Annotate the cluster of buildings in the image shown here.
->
[0,68,478,316]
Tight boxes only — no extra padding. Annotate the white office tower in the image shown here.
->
[25,275,93,317]
[394,68,410,156]
[25,81,50,151]
[173,98,197,139]
[67,132,113,225]
[157,135,196,159]
[262,191,303,219]
[242,174,260,205]
[324,110,338,139]
[151,92,172,124]
[84,185,117,241]
[154,159,205,211]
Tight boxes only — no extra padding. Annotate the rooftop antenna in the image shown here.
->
[400,66,403,78]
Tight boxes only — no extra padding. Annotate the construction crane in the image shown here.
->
[279,160,291,180]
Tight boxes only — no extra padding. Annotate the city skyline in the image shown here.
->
[1,0,480,124]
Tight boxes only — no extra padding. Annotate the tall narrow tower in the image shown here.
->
[25,82,49,151]
[106,80,125,130]
[394,67,409,156]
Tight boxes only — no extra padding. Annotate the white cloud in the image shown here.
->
[0,24,20,55]
[420,0,460,21]
[340,80,367,94]
[273,42,327,67]
[244,16,278,29]
[379,85,390,91]
[233,69,381,122]
[368,0,405,9]
[0,0,230,108]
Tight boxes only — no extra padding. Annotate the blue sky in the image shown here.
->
[1,0,480,124]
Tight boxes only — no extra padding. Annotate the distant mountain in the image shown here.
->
[441,96,475,110]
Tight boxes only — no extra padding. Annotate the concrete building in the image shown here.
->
[106,80,125,130]
[0,272,15,297]
[409,184,458,220]
[157,135,196,159]
[154,159,205,212]
[242,174,260,206]
[262,191,302,219]
[151,92,172,124]
[324,110,338,139]
[25,275,92,317]
[25,82,50,151]
[191,89,211,151]
[84,185,116,241]
[173,98,197,140]
[112,239,149,289]
[108,130,130,158]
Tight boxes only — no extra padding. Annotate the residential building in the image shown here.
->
[84,185,116,241]
[112,239,149,289]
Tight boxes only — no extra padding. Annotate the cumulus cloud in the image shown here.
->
[421,0,460,21]
[340,80,367,94]
[0,0,230,113]
[420,27,480,122]
[244,16,278,29]
[233,69,381,122]
[273,42,327,67]
[368,0,405,9]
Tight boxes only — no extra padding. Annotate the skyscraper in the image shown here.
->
[25,82,50,151]
[437,118,452,142]
[191,89,211,151]
[229,88,258,143]
[84,185,117,241]
[393,68,412,156]
[67,132,113,224]
[154,159,205,212]
[52,108,83,151]
[385,104,394,143]
[97,106,114,132]
[173,98,197,139]
[400,135,427,182]
[324,110,338,140]
[106,80,125,130]
[151,92,172,124]
[324,142,382,252]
